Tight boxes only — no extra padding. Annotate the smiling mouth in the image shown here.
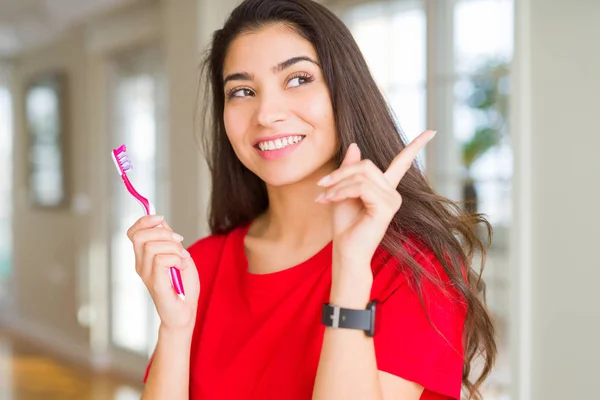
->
[255,135,306,151]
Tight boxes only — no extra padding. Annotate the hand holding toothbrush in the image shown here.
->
[112,144,200,331]
[127,215,200,331]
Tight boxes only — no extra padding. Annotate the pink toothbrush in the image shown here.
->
[111,144,186,301]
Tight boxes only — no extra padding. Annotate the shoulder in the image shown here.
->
[372,238,464,306]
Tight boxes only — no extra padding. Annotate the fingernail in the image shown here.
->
[151,215,164,222]
[317,175,331,186]
[431,130,437,137]
[181,249,190,258]
[315,193,325,202]
[172,233,184,242]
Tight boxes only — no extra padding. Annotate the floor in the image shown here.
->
[0,330,143,400]
[0,327,510,400]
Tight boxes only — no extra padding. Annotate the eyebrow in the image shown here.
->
[222,56,319,86]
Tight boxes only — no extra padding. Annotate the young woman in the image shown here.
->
[129,0,496,399]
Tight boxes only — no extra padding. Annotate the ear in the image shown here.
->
[341,143,361,166]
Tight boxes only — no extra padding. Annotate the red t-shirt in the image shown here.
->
[145,223,466,399]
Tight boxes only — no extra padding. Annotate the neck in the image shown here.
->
[256,162,336,248]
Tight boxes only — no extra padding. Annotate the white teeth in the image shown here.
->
[257,135,304,151]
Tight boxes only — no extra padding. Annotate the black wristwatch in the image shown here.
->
[321,301,377,337]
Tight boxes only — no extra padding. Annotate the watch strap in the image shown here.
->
[321,301,377,337]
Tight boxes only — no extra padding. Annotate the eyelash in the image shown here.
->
[226,72,315,100]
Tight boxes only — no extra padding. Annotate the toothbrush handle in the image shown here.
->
[156,222,186,301]
[170,267,185,300]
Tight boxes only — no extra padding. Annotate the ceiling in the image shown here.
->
[0,0,133,58]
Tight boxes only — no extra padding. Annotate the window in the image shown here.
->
[454,0,513,228]
[0,84,13,294]
[109,48,166,357]
[453,2,513,396]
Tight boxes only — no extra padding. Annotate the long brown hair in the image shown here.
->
[198,0,496,398]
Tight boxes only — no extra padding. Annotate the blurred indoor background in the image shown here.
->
[0,0,598,399]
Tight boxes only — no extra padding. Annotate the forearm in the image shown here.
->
[312,262,383,400]
[142,325,193,400]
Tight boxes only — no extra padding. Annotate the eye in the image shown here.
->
[228,87,254,99]
[287,73,314,88]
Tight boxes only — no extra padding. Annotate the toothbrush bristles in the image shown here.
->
[112,145,134,173]
[118,153,133,172]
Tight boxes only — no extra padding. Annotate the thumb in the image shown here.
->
[341,143,361,166]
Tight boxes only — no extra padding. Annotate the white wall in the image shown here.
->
[511,0,600,399]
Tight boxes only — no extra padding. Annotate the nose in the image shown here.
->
[255,90,289,127]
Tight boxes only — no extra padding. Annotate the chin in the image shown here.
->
[259,170,312,188]
[254,163,321,188]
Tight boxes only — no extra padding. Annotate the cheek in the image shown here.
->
[303,91,336,140]
[306,92,337,149]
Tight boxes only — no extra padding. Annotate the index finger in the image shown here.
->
[383,130,436,187]
[127,215,165,240]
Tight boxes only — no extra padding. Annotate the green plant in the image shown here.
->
[460,60,509,173]
[462,127,498,170]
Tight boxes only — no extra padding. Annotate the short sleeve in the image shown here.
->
[374,251,466,399]
[143,353,154,383]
